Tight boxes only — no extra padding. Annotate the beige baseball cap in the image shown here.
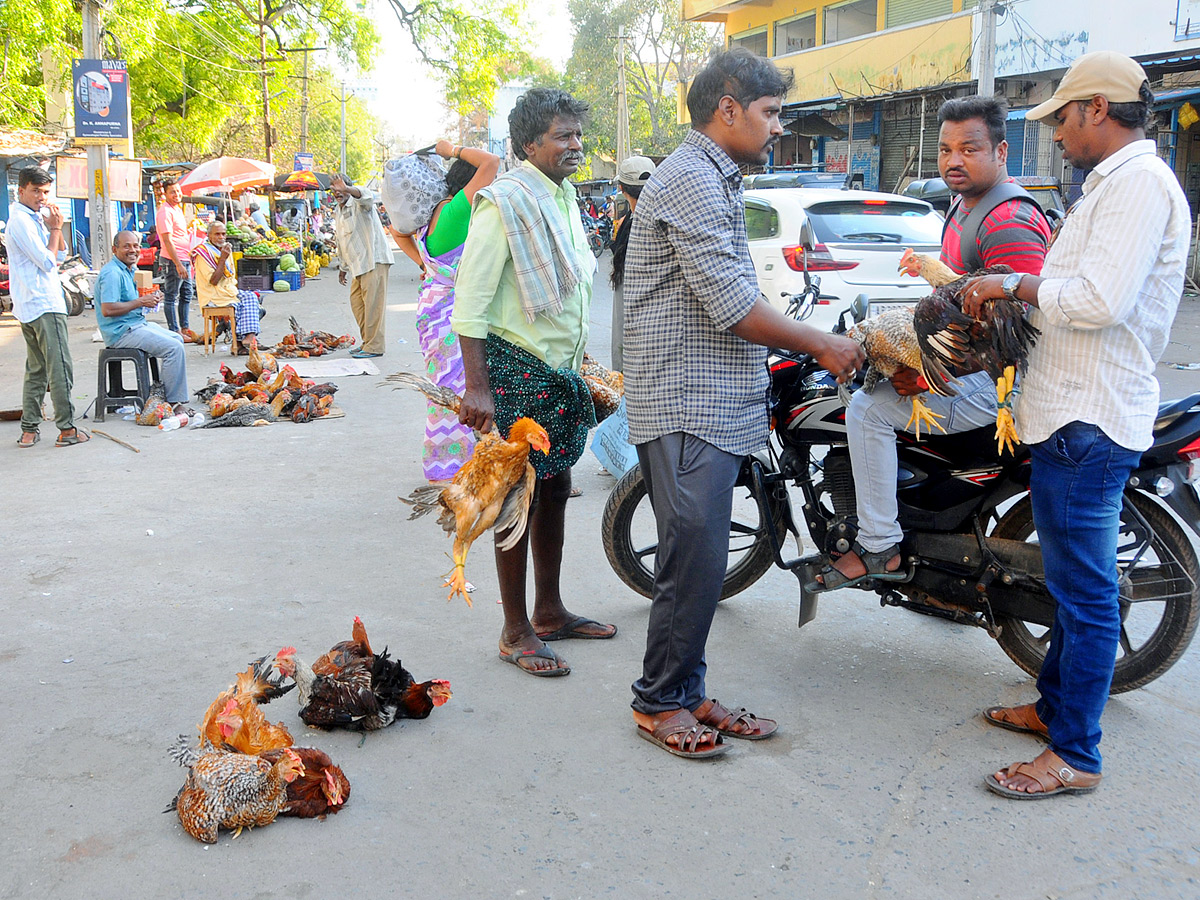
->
[1026,51,1148,124]
[615,155,656,188]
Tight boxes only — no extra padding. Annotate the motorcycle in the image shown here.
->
[58,255,95,317]
[602,278,1200,694]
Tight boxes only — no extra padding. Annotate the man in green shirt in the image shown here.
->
[452,88,617,677]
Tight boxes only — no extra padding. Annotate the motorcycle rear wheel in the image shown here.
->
[602,463,786,601]
[991,490,1200,693]
[64,290,85,316]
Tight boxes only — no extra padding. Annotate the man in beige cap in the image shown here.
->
[609,155,656,369]
[963,51,1190,799]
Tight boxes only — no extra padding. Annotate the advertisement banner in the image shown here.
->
[72,59,131,145]
[109,159,143,202]
[55,156,90,199]
[293,152,315,172]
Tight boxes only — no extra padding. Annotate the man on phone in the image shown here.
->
[10,166,87,447]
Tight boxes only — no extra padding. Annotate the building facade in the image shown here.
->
[684,0,1200,210]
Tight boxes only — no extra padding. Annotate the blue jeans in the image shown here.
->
[1030,422,1142,773]
[112,323,188,404]
[162,259,193,332]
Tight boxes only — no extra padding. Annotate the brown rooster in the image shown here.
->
[387,373,553,602]
[259,747,350,818]
[275,632,452,735]
[899,249,1040,452]
[167,739,304,843]
[197,656,295,755]
[245,335,278,378]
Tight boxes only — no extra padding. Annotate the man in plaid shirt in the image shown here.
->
[623,50,864,759]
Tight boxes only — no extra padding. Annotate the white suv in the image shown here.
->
[744,188,944,332]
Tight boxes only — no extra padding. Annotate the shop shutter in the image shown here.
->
[880,97,943,192]
[886,0,953,29]
[1006,118,1027,176]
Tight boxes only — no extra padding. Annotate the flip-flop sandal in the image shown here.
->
[55,430,91,447]
[692,698,778,740]
[498,643,571,677]
[16,432,39,448]
[984,749,1101,800]
[804,541,905,593]
[636,709,729,759]
[982,704,1049,741]
[536,615,618,641]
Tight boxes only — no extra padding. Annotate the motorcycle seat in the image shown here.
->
[1154,392,1200,432]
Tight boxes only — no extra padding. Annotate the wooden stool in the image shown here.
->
[201,305,238,355]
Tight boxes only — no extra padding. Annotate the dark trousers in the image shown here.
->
[20,312,75,432]
[630,432,742,714]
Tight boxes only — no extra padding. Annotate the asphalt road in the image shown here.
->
[1,252,1198,900]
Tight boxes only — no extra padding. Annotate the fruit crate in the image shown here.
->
[237,274,275,292]
[236,255,279,279]
[277,269,302,291]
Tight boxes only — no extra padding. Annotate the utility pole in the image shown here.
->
[81,0,110,268]
[615,25,630,167]
[258,0,273,163]
[978,0,998,98]
[284,45,326,153]
[340,81,347,175]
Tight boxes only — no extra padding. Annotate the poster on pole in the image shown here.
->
[293,152,315,172]
[55,156,90,199]
[72,59,131,145]
[109,159,143,202]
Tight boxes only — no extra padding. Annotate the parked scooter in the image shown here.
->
[602,278,1200,694]
[58,255,95,317]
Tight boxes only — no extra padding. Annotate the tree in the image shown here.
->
[565,0,720,159]
[381,0,531,115]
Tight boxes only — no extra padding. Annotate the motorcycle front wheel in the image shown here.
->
[602,463,787,601]
[991,490,1200,693]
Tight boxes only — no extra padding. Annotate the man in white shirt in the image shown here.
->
[330,173,392,358]
[963,52,1189,799]
[10,166,88,448]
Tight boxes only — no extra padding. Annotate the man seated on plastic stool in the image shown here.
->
[192,219,263,355]
[95,231,189,413]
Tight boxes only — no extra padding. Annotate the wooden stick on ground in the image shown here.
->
[92,429,140,453]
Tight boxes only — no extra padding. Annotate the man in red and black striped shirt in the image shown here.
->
[827,96,1050,589]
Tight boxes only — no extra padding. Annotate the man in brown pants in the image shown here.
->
[330,173,392,358]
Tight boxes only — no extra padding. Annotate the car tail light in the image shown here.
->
[782,243,858,273]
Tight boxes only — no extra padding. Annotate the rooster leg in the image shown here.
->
[906,396,946,441]
[443,543,474,607]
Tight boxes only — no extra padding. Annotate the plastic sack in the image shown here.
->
[589,399,637,477]
[382,154,447,234]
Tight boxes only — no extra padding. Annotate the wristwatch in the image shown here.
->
[1001,272,1024,302]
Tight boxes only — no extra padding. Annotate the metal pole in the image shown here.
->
[82,0,111,267]
[300,49,310,153]
[918,94,926,179]
[259,0,273,163]
[978,0,997,98]
[340,81,347,174]
[616,25,629,166]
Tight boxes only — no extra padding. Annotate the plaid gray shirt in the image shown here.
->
[623,129,768,456]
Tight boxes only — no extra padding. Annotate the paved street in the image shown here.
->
[1,252,1199,900]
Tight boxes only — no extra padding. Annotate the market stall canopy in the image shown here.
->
[274,170,330,192]
[179,156,275,194]
[788,114,847,139]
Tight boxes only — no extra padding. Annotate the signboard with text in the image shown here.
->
[72,58,131,145]
[293,153,315,172]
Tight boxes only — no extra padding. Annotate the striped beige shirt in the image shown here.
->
[1016,140,1190,451]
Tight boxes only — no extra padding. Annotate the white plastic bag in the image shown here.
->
[382,154,447,234]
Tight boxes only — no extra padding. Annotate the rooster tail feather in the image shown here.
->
[402,482,450,519]
[169,734,202,768]
[384,372,463,415]
[244,654,297,703]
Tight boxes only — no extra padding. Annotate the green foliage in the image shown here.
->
[565,0,720,158]
[380,0,530,115]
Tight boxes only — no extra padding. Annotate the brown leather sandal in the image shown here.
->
[692,698,778,740]
[982,703,1049,740]
[985,748,1101,800]
[636,709,729,759]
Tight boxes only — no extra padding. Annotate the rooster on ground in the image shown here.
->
[898,249,1040,452]
[274,623,452,737]
[388,373,551,603]
[197,656,295,755]
[167,739,304,843]
[259,747,350,818]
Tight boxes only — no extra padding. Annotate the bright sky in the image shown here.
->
[356,2,576,147]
